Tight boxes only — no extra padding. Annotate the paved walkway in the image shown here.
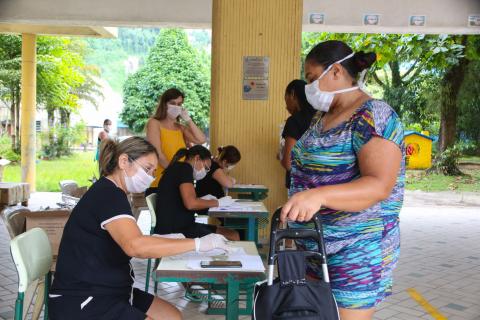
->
[0,191,479,320]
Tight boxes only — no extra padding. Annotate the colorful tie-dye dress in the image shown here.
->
[289,99,405,309]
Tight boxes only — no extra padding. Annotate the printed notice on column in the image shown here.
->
[243,56,269,100]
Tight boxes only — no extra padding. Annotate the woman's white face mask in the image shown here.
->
[193,160,209,181]
[167,104,182,119]
[124,161,155,193]
[304,52,359,112]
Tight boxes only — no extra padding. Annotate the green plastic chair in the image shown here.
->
[10,227,52,320]
[144,193,158,292]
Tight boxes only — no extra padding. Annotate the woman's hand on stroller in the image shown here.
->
[280,188,324,222]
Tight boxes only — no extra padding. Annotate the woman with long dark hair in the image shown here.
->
[195,145,241,199]
[146,88,206,194]
[155,145,240,241]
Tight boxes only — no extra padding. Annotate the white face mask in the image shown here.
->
[167,104,182,119]
[124,162,155,193]
[104,125,112,133]
[226,164,235,171]
[193,160,208,181]
[305,52,359,112]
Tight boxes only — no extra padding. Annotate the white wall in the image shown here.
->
[303,0,480,34]
[0,0,478,34]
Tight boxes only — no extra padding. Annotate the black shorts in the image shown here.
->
[49,288,154,320]
[181,222,217,238]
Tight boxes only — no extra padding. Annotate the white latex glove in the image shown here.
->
[180,108,191,121]
[230,177,237,185]
[217,196,235,207]
[200,194,218,201]
[195,233,228,252]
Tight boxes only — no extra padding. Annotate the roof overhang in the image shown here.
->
[0,0,478,35]
[0,23,117,37]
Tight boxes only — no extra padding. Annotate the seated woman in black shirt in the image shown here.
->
[195,145,241,199]
[155,145,240,241]
[49,137,229,320]
[280,79,316,189]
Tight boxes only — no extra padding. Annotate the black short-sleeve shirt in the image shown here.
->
[154,162,195,234]
[195,161,225,199]
[282,108,316,140]
[51,177,136,296]
[282,108,316,188]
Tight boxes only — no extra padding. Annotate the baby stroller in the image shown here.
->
[253,208,339,320]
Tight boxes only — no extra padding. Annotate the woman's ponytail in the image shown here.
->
[99,139,118,177]
[167,145,212,170]
[169,148,189,166]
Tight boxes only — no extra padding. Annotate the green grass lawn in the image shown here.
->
[2,151,98,192]
[406,169,480,192]
[2,151,479,193]
[460,156,480,164]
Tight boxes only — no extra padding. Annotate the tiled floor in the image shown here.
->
[1,191,479,320]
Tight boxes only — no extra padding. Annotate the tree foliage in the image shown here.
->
[121,29,211,133]
[302,33,464,117]
[0,34,100,157]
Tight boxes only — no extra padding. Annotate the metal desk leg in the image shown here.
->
[226,275,240,320]
[247,217,255,241]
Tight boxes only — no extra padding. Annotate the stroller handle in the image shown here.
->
[268,208,328,266]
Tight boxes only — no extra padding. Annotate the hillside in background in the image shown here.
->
[85,28,211,93]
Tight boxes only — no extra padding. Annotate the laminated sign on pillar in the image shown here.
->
[243,56,269,100]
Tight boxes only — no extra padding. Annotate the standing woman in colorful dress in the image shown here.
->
[280,40,405,320]
[146,88,206,195]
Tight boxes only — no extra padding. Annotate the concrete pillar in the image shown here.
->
[210,0,303,224]
[20,33,36,191]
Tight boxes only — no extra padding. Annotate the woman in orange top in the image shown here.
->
[146,88,206,194]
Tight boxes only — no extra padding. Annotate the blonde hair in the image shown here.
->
[98,136,158,177]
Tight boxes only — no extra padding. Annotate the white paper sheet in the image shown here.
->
[209,201,266,212]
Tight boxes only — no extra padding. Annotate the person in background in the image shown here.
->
[146,88,206,195]
[95,119,112,161]
[279,80,316,189]
[155,145,240,241]
[49,137,229,320]
[281,40,405,320]
[195,145,241,200]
